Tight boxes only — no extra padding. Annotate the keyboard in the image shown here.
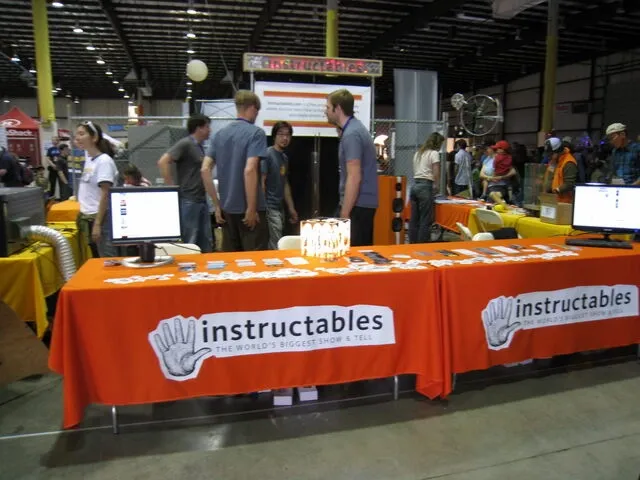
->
[565,238,633,249]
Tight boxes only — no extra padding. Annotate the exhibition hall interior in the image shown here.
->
[1,0,640,478]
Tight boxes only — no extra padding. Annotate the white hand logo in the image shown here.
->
[151,318,212,379]
[481,296,522,350]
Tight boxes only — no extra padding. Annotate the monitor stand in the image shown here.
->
[565,234,633,250]
[121,243,174,268]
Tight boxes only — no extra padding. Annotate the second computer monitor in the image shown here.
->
[109,186,182,245]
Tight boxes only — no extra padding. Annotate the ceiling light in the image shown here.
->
[52,1,64,7]
[74,97,80,104]
[186,88,192,93]
[73,24,83,34]
[96,57,105,65]
[10,54,20,62]
[56,86,62,91]
[186,30,196,39]
[128,100,133,104]
[65,92,71,98]
[456,13,491,22]
[187,8,197,15]
[186,81,192,86]
[124,94,130,99]
[186,48,195,54]
[86,44,96,51]
[51,89,58,94]
[186,96,192,101]
[112,80,119,84]
[118,87,125,92]
[105,69,113,75]
[29,68,36,74]
[3,98,10,104]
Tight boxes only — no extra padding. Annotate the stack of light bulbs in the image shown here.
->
[300,218,351,261]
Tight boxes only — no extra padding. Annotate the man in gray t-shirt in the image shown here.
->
[262,121,298,250]
[454,139,472,195]
[202,90,269,252]
[325,89,378,246]
[158,114,213,252]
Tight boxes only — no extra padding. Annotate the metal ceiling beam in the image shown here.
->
[440,0,640,76]
[442,25,640,98]
[232,0,285,86]
[98,0,142,79]
[356,0,468,57]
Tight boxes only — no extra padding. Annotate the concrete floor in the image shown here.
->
[0,349,639,480]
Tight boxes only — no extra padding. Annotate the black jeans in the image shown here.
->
[409,179,434,244]
[221,211,269,252]
[487,184,510,203]
[48,168,58,197]
[453,184,467,195]
[337,205,376,247]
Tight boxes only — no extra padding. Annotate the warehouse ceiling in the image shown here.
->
[0,0,639,105]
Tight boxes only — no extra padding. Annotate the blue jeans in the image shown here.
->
[266,207,285,250]
[78,211,117,258]
[409,180,434,244]
[180,198,213,253]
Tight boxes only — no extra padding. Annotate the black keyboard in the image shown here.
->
[565,238,633,249]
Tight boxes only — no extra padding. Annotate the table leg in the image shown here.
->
[111,405,119,434]
[451,374,457,392]
[393,375,399,400]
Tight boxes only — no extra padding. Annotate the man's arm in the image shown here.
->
[340,159,362,218]
[244,156,260,214]
[44,149,57,170]
[201,156,220,209]
[494,167,516,182]
[157,153,175,185]
[0,154,8,178]
[284,181,298,222]
[557,163,578,193]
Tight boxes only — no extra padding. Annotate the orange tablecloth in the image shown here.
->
[46,200,80,223]
[435,199,486,233]
[439,239,640,373]
[50,246,446,428]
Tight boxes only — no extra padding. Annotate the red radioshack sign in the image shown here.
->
[7,129,34,137]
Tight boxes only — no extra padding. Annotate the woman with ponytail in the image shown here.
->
[75,121,117,257]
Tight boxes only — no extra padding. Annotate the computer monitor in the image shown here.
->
[109,186,181,264]
[572,184,640,235]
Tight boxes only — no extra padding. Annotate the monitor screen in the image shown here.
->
[572,184,640,234]
[109,187,181,244]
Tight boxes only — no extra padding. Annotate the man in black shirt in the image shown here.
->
[0,147,22,187]
[56,144,72,200]
[46,137,61,197]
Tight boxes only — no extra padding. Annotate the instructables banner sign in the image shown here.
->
[243,53,383,77]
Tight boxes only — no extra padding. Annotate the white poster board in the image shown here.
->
[254,82,371,137]
[199,99,236,132]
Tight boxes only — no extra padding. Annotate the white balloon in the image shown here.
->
[186,59,208,82]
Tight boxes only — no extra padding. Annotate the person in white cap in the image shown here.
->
[605,123,640,185]
[543,137,578,202]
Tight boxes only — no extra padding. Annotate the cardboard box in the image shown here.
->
[0,301,50,387]
[538,193,573,225]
